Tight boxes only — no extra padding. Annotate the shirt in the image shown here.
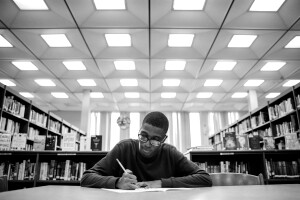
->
[80,139,212,188]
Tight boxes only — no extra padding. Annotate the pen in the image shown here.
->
[116,158,127,174]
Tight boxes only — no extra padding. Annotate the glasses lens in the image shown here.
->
[150,140,160,146]
[138,134,148,142]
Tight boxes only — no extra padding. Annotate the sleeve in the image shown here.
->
[80,144,122,189]
[161,148,212,188]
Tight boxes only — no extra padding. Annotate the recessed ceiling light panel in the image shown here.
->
[249,0,285,11]
[41,34,72,47]
[94,0,125,10]
[204,79,223,86]
[63,61,86,71]
[244,80,264,87]
[12,61,38,71]
[168,34,194,47]
[213,61,237,71]
[0,35,13,47]
[13,0,49,10]
[173,0,205,10]
[105,34,131,47]
[114,61,135,70]
[35,79,56,87]
[228,35,257,48]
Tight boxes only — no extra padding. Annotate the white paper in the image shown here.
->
[102,188,192,193]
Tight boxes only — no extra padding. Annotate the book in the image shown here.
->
[0,133,12,150]
[248,134,261,150]
[285,133,300,149]
[61,132,77,151]
[263,136,275,150]
[45,136,57,150]
[223,132,237,150]
[236,135,249,150]
[33,135,46,151]
[91,135,102,151]
[10,133,27,150]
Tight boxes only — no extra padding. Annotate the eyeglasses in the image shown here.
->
[138,134,166,147]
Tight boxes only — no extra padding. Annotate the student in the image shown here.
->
[80,111,212,189]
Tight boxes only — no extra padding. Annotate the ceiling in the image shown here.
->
[0,0,299,112]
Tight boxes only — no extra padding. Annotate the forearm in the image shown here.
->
[161,171,212,188]
[80,170,119,189]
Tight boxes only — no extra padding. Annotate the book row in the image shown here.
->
[0,160,87,182]
[3,96,26,118]
[195,161,249,174]
[265,159,300,179]
[222,132,300,151]
[0,159,35,181]
[39,160,86,181]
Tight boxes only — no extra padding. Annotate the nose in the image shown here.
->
[144,140,152,147]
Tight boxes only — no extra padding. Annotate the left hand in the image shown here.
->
[136,180,162,188]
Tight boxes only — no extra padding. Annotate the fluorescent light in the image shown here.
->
[232,92,248,98]
[163,79,181,87]
[285,36,300,48]
[260,61,286,71]
[19,92,34,98]
[13,0,48,10]
[77,79,96,86]
[244,80,264,87]
[35,79,56,86]
[283,80,300,87]
[120,79,138,86]
[93,0,125,10]
[165,60,186,70]
[228,35,257,48]
[197,92,213,98]
[213,61,237,71]
[12,61,38,71]
[63,61,86,70]
[168,34,194,47]
[124,92,140,98]
[173,0,205,10]
[161,92,176,98]
[0,35,13,47]
[0,79,16,86]
[204,79,223,86]
[41,34,72,47]
[265,93,280,99]
[105,34,131,47]
[249,0,285,11]
[51,92,68,98]
[90,92,104,98]
[114,61,135,70]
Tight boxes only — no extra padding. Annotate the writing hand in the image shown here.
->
[116,170,138,190]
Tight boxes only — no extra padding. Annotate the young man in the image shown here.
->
[80,111,212,189]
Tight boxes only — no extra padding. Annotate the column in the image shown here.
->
[248,90,258,111]
[80,90,91,149]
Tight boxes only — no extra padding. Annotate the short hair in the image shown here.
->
[142,111,169,134]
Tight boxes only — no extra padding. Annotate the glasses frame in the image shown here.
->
[138,134,167,147]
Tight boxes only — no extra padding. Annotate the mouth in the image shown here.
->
[142,148,152,155]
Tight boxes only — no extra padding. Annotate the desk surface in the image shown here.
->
[0,185,299,200]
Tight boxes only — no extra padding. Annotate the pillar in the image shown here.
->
[248,90,258,112]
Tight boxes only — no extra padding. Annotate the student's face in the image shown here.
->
[138,123,166,158]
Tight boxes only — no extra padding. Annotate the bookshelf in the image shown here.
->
[0,84,86,152]
[0,151,108,191]
[208,83,300,184]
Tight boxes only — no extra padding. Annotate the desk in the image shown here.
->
[0,185,299,200]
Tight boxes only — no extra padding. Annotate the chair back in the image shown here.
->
[210,173,264,186]
[0,175,8,192]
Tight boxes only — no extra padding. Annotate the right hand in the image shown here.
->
[116,170,138,190]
